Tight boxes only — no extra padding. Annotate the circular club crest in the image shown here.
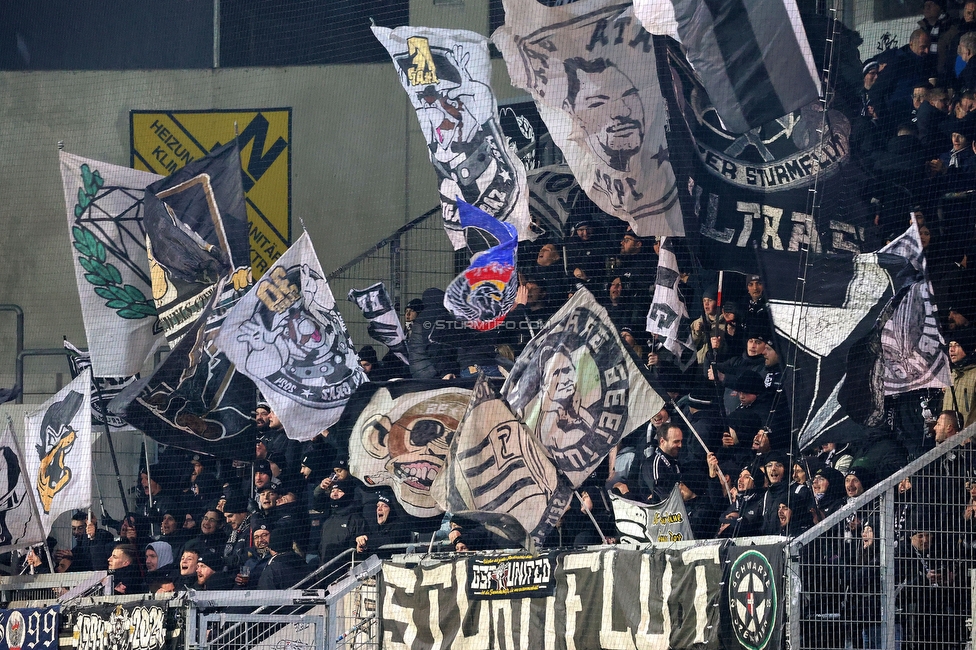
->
[728,550,777,650]
[5,610,24,650]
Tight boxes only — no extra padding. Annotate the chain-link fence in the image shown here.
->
[787,426,976,649]
[327,207,460,358]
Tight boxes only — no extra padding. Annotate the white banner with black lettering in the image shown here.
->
[379,545,723,649]
[609,485,693,545]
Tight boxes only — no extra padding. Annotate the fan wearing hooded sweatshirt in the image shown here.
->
[144,541,175,590]
[812,466,849,520]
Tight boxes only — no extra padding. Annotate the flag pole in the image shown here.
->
[143,434,157,538]
[90,377,130,515]
[669,400,734,503]
[574,490,607,543]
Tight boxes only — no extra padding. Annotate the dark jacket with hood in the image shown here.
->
[318,482,368,563]
[408,288,458,379]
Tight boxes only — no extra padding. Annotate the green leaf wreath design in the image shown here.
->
[72,165,156,320]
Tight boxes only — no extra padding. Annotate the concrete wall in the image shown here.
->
[0,1,530,398]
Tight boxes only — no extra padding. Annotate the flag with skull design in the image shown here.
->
[333,378,475,518]
[372,25,532,251]
[216,231,368,442]
[24,371,93,537]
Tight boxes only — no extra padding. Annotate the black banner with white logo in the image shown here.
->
[467,552,557,599]
[73,601,167,650]
[722,544,786,650]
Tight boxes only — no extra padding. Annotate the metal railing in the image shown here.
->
[786,425,976,650]
[0,304,24,399]
[327,206,460,354]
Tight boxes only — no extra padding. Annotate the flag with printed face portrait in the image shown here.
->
[60,151,166,377]
[493,0,684,238]
[217,232,368,442]
[443,200,519,331]
[372,25,532,250]
[501,288,664,488]
[24,372,93,537]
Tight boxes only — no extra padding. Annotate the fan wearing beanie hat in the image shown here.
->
[193,551,235,590]
[945,330,976,428]
[355,489,412,558]
[258,528,310,589]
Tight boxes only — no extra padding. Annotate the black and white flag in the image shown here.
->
[609,485,693,546]
[501,288,663,488]
[763,250,912,449]
[348,283,409,365]
[645,236,694,360]
[372,25,532,250]
[217,232,368,442]
[63,340,140,432]
[494,0,684,238]
[432,376,575,547]
[666,0,820,134]
[878,222,950,396]
[0,417,44,555]
[118,142,258,458]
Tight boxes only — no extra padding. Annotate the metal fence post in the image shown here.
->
[880,486,897,650]
[390,234,402,312]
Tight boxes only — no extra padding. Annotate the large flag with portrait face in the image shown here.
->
[493,0,683,238]
[372,25,531,251]
[501,288,664,488]
[443,200,519,331]
[24,372,93,537]
[432,376,575,547]
[333,379,474,518]
[60,151,166,377]
[0,417,44,555]
[217,232,368,442]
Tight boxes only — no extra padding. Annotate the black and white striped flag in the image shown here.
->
[645,236,695,361]
[668,0,821,133]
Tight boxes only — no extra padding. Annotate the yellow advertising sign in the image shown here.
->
[130,109,291,277]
